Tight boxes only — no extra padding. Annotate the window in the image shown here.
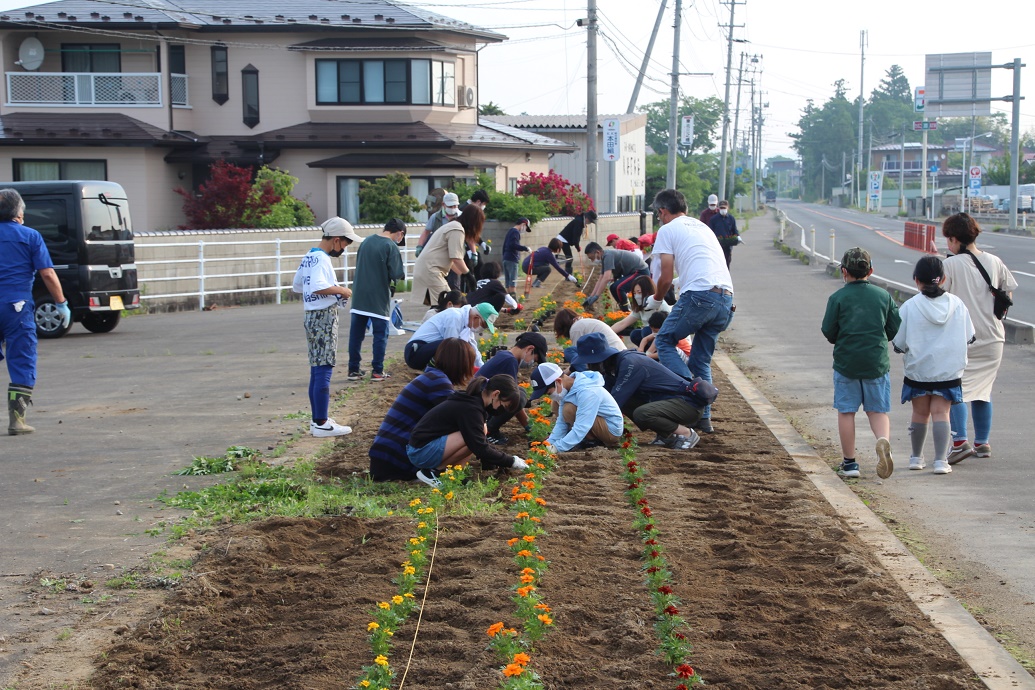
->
[14,159,107,182]
[316,59,455,106]
[61,44,120,72]
[242,65,259,128]
[211,45,228,105]
[168,45,186,75]
[22,198,77,265]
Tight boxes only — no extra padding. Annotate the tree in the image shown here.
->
[358,173,423,224]
[984,154,1035,185]
[175,160,279,229]
[254,166,315,228]
[643,153,711,216]
[866,65,914,143]
[479,101,506,116]
[638,96,724,157]
[790,81,858,201]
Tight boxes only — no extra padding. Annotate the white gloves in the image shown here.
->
[566,274,578,283]
[644,295,664,312]
[511,456,529,470]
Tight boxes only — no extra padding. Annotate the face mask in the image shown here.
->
[519,353,534,369]
[328,248,345,258]
[708,204,717,209]
[719,209,728,216]
[633,294,645,306]
[552,385,566,403]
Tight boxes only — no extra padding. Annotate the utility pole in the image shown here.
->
[716,0,741,201]
[756,88,765,209]
[1008,57,1022,230]
[899,127,905,212]
[586,0,599,207]
[728,52,748,200]
[665,0,682,188]
[627,0,667,114]
[842,151,846,202]
[857,29,866,209]
[866,120,873,211]
[748,78,756,209]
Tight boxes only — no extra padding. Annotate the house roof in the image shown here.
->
[307,153,496,169]
[0,113,199,147]
[0,0,505,40]
[483,114,643,130]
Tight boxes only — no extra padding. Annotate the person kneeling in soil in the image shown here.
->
[553,308,627,372]
[478,332,548,444]
[541,367,624,452]
[369,338,476,482]
[406,375,529,487]
[572,332,717,450]
[405,301,497,370]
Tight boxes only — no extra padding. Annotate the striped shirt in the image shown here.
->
[368,368,454,481]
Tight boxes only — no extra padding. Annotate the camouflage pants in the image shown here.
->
[304,305,339,367]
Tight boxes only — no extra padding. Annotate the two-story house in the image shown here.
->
[0,0,575,230]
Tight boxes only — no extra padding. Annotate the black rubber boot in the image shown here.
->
[8,384,34,435]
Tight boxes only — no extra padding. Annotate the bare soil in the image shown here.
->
[4,281,989,689]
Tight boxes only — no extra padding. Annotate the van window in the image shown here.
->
[22,197,77,264]
[83,197,132,241]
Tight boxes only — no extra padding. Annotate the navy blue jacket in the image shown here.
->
[603,351,711,411]
[502,226,529,263]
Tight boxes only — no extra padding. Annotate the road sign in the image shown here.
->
[912,120,938,131]
[969,165,982,179]
[970,178,982,191]
[735,166,743,175]
[914,86,925,113]
[680,115,694,147]
[603,118,621,161]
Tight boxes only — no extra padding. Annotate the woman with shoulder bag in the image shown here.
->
[940,213,1018,464]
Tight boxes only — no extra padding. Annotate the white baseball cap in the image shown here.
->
[320,217,362,242]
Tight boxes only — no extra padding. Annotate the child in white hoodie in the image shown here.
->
[892,256,975,475]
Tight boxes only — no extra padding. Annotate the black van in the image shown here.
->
[2,181,139,338]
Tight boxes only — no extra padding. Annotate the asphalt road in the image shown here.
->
[776,199,1035,324]
[726,207,1035,654]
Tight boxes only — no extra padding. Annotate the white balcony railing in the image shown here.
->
[6,72,189,107]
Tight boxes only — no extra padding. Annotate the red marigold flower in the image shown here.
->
[641,507,652,517]
[674,632,686,640]
[664,605,680,616]
[657,585,673,595]
[636,498,648,506]
[677,685,689,690]
[651,550,660,558]
[676,664,695,678]
[645,538,658,545]
[621,441,631,448]
[643,524,654,531]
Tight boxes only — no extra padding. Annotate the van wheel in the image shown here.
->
[81,312,121,334]
[35,297,73,339]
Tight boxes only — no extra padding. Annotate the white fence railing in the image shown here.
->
[134,233,419,311]
[6,72,189,107]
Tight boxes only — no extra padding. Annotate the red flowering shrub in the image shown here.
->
[175,160,280,229]
[517,171,594,216]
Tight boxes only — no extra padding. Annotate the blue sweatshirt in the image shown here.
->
[503,226,529,263]
[547,371,624,451]
[605,351,705,410]
[521,247,571,279]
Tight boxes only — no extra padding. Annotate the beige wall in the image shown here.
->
[132,214,646,310]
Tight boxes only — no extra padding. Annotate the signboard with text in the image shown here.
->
[680,115,694,147]
[603,118,621,161]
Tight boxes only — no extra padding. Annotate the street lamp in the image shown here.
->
[961,132,994,214]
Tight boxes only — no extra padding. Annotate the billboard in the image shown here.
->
[924,52,992,118]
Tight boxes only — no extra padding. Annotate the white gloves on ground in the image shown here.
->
[511,456,529,470]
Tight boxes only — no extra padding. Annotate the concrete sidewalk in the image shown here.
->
[721,209,1035,681]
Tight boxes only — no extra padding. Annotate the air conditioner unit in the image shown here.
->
[457,84,476,109]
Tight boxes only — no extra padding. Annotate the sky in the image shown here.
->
[2,0,1032,162]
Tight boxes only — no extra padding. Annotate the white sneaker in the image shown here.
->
[311,420,352,437]
[908,456,926,470]
[932,459,952,475]
[875,437,893,479]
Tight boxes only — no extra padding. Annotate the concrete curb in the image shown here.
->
[714,350,1035,689]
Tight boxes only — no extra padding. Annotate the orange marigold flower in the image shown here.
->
[507,537,519,546]
[530,516,541,522]
[486,622,504,637]
[503,663,524,677]
[520,574,535,584]
[515,512,530,519]
[524,472,536,479]
[517,549,533,557]
[513,652,531,666]
[537,613,553,625]
[535,497,547,506]
[521,481,537,490]
[517,585,535,597]
[521,567,535,575]
[522,535,536,542]
[534,603,551,612]
[536,554,546,561]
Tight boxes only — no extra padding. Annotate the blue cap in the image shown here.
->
[570,332,620,367]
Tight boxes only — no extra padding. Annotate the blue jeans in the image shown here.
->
[348,313,389,374]
[950,400,993,444]
[655,289,734,420]
[503,260,519,289]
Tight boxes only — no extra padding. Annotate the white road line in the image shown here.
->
[894,259,911,264]
[1013,271,1035,278]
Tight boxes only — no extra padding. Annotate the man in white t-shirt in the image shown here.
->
[292,217,362,437]
[647,188,734,434]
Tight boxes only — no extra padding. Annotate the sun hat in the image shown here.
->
[474,302,498,335]
[320,217,362,243]
[530,362,563,400]
[570,332,620,367]
[515,331,548,364]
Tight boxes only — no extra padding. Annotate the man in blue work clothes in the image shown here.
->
[0,188,71,435]
[648,188,734,435]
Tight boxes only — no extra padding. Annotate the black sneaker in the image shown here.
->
[663,430,701,450]
[486,433,509,445]
[415,469,442,488]
[347,370,366,381]
[649,434,668,446]
[693,418,714,434]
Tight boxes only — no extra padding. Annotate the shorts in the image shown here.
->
[900,382,963,405]
[832,370,891,414]
[406,435,448,470]
[304,305,339,367]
